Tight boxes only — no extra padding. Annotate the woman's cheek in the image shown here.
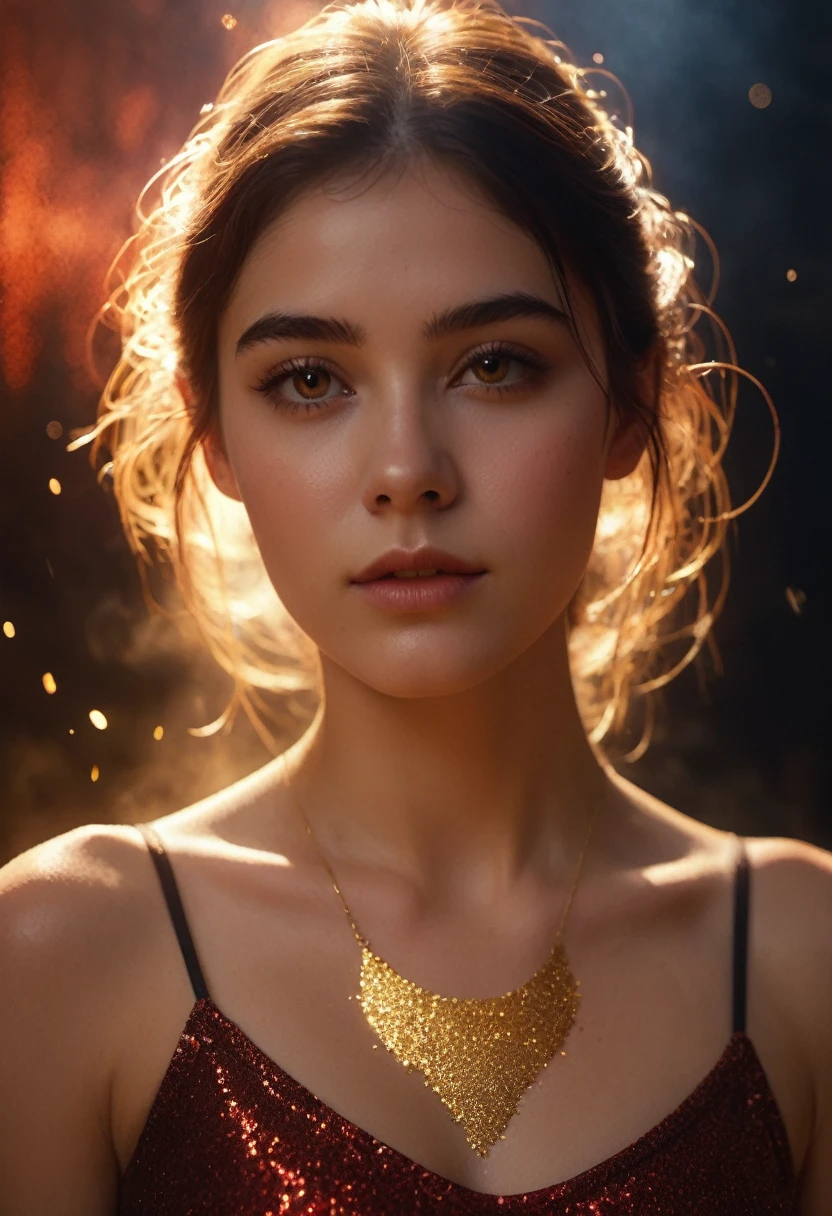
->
[480,421,605,567]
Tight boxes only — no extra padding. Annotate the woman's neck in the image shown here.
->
[286,616,614,906]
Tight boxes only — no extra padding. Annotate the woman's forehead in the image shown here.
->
[222,160,596,351]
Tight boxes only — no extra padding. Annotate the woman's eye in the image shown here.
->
[462,353,517,386]
[253,344,548,413]
[456,347,549,393]
[253,360,351,412]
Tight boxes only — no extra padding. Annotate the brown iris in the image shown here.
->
[293,368,331,399]
[472,353,510,384]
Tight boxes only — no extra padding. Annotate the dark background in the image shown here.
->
[1,0,829,865]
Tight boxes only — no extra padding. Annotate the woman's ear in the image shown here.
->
[604,410,649,481]
[176,372,243,502]
[202,423,244,502]
[603,351,658,481]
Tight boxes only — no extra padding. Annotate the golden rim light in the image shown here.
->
[60,0,783,768]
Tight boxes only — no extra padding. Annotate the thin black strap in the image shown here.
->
[731,834,750,1034]
[136,823,211,1002]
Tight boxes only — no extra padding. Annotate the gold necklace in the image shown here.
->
[281,751,601,1157]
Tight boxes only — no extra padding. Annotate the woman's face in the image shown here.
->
[210,159,641,697]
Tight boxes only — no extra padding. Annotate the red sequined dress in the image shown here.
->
[118,827,800,1213]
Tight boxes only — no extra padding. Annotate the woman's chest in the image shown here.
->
[111,857,810,1196]
[118,1006,800,1214]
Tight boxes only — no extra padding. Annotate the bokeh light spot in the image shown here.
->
[42,672,57,694]
[786,268,797,282]
[48,477,61,495]
[153,724,164,740]
[592,52,604,64]
[46,420,63,439]
[221,13,238,29]
[749,83,772,108]
[785,587,806,615]
[2,621,14,638]
[89,709,108,730]
[91,765,100,782]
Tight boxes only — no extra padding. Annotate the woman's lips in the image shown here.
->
[350,571,486,613]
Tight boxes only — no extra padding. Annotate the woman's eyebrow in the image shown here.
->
[235,291,570,356]
[236,312,364,354]
[424,292,570,341]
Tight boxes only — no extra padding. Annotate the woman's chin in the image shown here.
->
[320,641,523,701]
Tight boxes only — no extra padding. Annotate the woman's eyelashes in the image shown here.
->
[250,340,552,415]
[252,355,353,415]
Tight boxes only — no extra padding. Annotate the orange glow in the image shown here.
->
[786,268,797,282]
[0,24,43,390]
[2,621,14,638]
[48,478,61,495]
[0,13,167,395]
[115,86,159,155]
[153,724,164,740]
[42,672,57,694]
[0,4,322,399]
[91,764,100,782]
[89,709,108,730]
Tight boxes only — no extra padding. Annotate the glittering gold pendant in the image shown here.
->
[279,752,600,1160]
[357,935,581,1157]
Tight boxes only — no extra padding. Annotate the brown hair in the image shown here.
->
[75,0,778,760]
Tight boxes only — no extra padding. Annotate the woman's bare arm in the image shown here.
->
[0,825,146,1215]
[783,843,832,1214]
[750,836,832,1214]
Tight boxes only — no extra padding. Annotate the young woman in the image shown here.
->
[1,0,829,1211]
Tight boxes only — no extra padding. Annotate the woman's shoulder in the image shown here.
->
[0,820,176,1061]
[613,775,832,1046]
[0,821,167,1207]
[617,771,832,895]
[749,831,832,885]
[730,830,832,998]
[0,816,171,930]
[738,830,832,1041]
[739,831,832,1205]
[0,813,220,1059]
[0,819,157,960]
[0,758,301,998]
[614,781,831,1190]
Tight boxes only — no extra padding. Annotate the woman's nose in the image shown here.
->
[359,393,459,515]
